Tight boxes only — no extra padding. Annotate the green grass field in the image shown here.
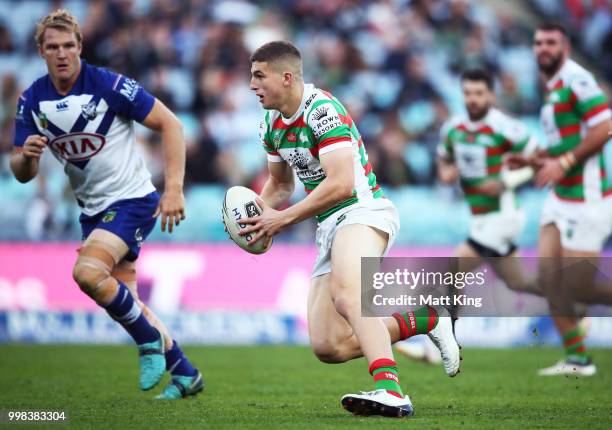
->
[0,345,611,429]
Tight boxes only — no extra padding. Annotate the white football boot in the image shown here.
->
[538,357,596,376]
[427,309,461,377]
[341,389,414,418]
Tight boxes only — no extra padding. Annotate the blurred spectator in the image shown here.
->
[398,55,441,105]
[0,73,19,172]
[0,0,551,189]
[372,112,414,187]
[1,0,609,242]
[185,125,222,185]
[0,22,14,53]
[497,72,539,116]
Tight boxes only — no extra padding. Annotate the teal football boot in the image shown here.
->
[137,329,166,390]
[155,370,204,400]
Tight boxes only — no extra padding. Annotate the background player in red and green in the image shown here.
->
[397,68,539,363]
[436,68,538,284]
[533,22,612,376]
[239,41,461,418]
[511,22,612,376]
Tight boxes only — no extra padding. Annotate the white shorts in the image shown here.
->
[540,192,612,252]
[469,208,525,256]
[312,198,400,278]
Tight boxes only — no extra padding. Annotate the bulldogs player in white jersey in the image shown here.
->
[10,10,202,399]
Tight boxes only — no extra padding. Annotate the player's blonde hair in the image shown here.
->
[35,9,82,46]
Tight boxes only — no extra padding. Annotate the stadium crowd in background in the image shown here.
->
[0,0,610,242]
[0,0,544,185]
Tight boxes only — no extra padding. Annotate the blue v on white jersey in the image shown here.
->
[13,61,156,215]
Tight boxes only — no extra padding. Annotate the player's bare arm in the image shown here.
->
[141,99,186,233]
[260,160,295,209]
[535,120,610,187]
[240,147,354,242]
[436,157,459,184]
[10,135,48,183]
[473,179,505,197]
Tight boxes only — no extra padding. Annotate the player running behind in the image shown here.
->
[398,68,539,363]
[519,22,611,376]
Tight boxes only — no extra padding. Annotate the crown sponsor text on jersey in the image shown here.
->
[312,106,329,120]
[312,111,342,138]
[49,132,106,162]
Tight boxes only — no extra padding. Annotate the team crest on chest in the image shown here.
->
[81,100,98,120]
[273,130,282,148]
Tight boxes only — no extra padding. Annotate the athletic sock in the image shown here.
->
[563,327,589,363]
[369,358,404,398]
[165,340,198,377]
[393,306,439,340]
[104,282,159,345]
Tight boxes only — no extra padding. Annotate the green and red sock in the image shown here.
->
[393,306,439,340]
[563,327,588,362]
[369,358,404,398]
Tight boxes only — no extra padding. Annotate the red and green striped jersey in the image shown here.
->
[259,84,382,222]
[438,108,537,215]
[540,59,612,202]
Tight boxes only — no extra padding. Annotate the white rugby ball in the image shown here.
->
[222,186,272,254]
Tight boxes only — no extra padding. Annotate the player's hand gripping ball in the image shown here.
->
[222,186,272,254]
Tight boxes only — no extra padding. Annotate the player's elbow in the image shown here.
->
[12,173,33,183]
[10,160,35,183]
[170,113,183,131]
[328,176,354,202]
[162,113,183,135]
[438,172,454,184]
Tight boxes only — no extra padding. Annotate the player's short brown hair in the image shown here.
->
[536,21,568,38]
[251,41,301,63]
[35,9,82,46]
[461,68,494,90]
[251,41,302,77]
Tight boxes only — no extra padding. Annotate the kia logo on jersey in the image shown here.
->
[49,132,106,162]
